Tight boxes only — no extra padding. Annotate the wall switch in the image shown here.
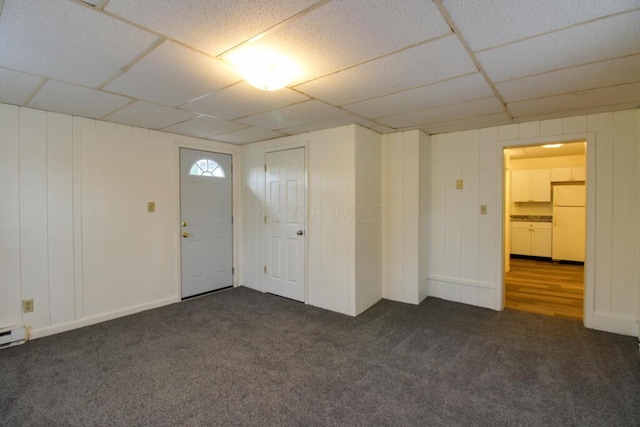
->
[456,179,463,190]
[480,204,487,215]
[22,299,34,313]
[147,202,155,213]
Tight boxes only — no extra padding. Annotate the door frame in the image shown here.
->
[499,132,595,328]
[174,141,240,300]
[263,142,309,303]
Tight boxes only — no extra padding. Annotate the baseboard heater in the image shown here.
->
[0,325,28,349]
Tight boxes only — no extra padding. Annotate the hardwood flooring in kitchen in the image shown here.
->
[505,257,584,320]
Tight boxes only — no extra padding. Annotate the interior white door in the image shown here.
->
[180,149,233,298]
[265,148,306,302]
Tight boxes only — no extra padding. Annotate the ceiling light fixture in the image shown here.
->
[225,47,299,91]
[542,144,563,149]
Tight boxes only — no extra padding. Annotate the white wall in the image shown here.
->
[428,128,500,310]
[428,109,640,336]
[241,124,382,316]
[0,104,240,338]
[354,125,383,315]
[381,130,429,305]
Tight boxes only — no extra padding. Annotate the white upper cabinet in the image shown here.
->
[512,169,551,202]
[550,166,586,182]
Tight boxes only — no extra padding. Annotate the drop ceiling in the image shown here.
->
[0,0,638,144]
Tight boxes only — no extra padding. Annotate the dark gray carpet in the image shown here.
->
[1,287,639,426]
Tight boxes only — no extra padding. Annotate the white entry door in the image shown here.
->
[265,148,306,302]
[180,149,233,298]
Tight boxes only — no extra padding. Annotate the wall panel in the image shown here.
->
[19,108,50,330]
[0,104,22,328]
[47,113,75,325]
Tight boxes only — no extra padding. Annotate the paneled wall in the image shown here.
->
[381,130,429,305]
[0,104,240,338]
[428,109,640,336]
[241,124,382,316]
[354,125,383,315]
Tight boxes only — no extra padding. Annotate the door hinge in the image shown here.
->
[232,267,235,275]
[264,215,267,223]
[263,265,267,274]
[264,164,267,172]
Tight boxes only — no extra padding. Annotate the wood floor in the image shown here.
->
[505,257,584,320]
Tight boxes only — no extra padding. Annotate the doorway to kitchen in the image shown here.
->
[503,141,586,320]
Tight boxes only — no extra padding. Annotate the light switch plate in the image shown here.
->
[456,179,464,190]
[480,204,487,215]
[147,202,155,213]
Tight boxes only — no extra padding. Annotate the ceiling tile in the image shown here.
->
[295,36,477,105]
[0,68,42,106]
[443,0,640,52]
[237,100,350,130]
[344,73,492,118]
[379,97,504,129]
[214,127,286,144]
[421,113,513,135]
[105,0,317,56]
[0,0,157,87]
[104,41,240,107]
[478,10,640,82]
[103,101,196,130]
[496,55,640,103]
[277,115,378,135]
[28,80,131,119]
[162,116,246,139]
[248,0,452,84]
[182,82,309,119]
[513,102,640,123]
[370,124,396,134]
[507,82,640,118]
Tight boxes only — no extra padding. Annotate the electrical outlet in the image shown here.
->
[22,299,34,313]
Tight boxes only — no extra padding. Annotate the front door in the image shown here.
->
[180,149,233,298]
[265,148,306,302]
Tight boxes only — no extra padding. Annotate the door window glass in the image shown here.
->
[189,159,225,177]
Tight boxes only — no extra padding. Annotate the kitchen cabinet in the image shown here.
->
[551,166,586,182]
[511,169,551,202]
[511,222,552,257]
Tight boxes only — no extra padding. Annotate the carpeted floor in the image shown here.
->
[1,287,639,426]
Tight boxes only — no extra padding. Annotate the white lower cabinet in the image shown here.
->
[511,222,552,257]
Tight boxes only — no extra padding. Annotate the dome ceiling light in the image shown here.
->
[224,47,299,91]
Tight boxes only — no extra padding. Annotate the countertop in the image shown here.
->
[510,215,553,223]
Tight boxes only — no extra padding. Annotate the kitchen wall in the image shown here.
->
[509,154,586,216]
[0,104,240,338]
[428,109,639,336]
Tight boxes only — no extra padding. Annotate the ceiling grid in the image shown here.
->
[0,0,637,143]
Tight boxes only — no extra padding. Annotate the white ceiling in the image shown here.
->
[0,0,638,144]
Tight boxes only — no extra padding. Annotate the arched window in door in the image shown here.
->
[189,158,226,177]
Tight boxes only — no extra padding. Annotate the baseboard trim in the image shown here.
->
[588,311,638,337]
[29,296,180,340]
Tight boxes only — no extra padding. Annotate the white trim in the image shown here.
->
[428,275,497,290]
[589,311,638,337]
[28,296,180,339]
[499,132,596,327]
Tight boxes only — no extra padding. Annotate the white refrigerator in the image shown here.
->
[552,185,586,262]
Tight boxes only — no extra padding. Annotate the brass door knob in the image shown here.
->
[182,232,190,238]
